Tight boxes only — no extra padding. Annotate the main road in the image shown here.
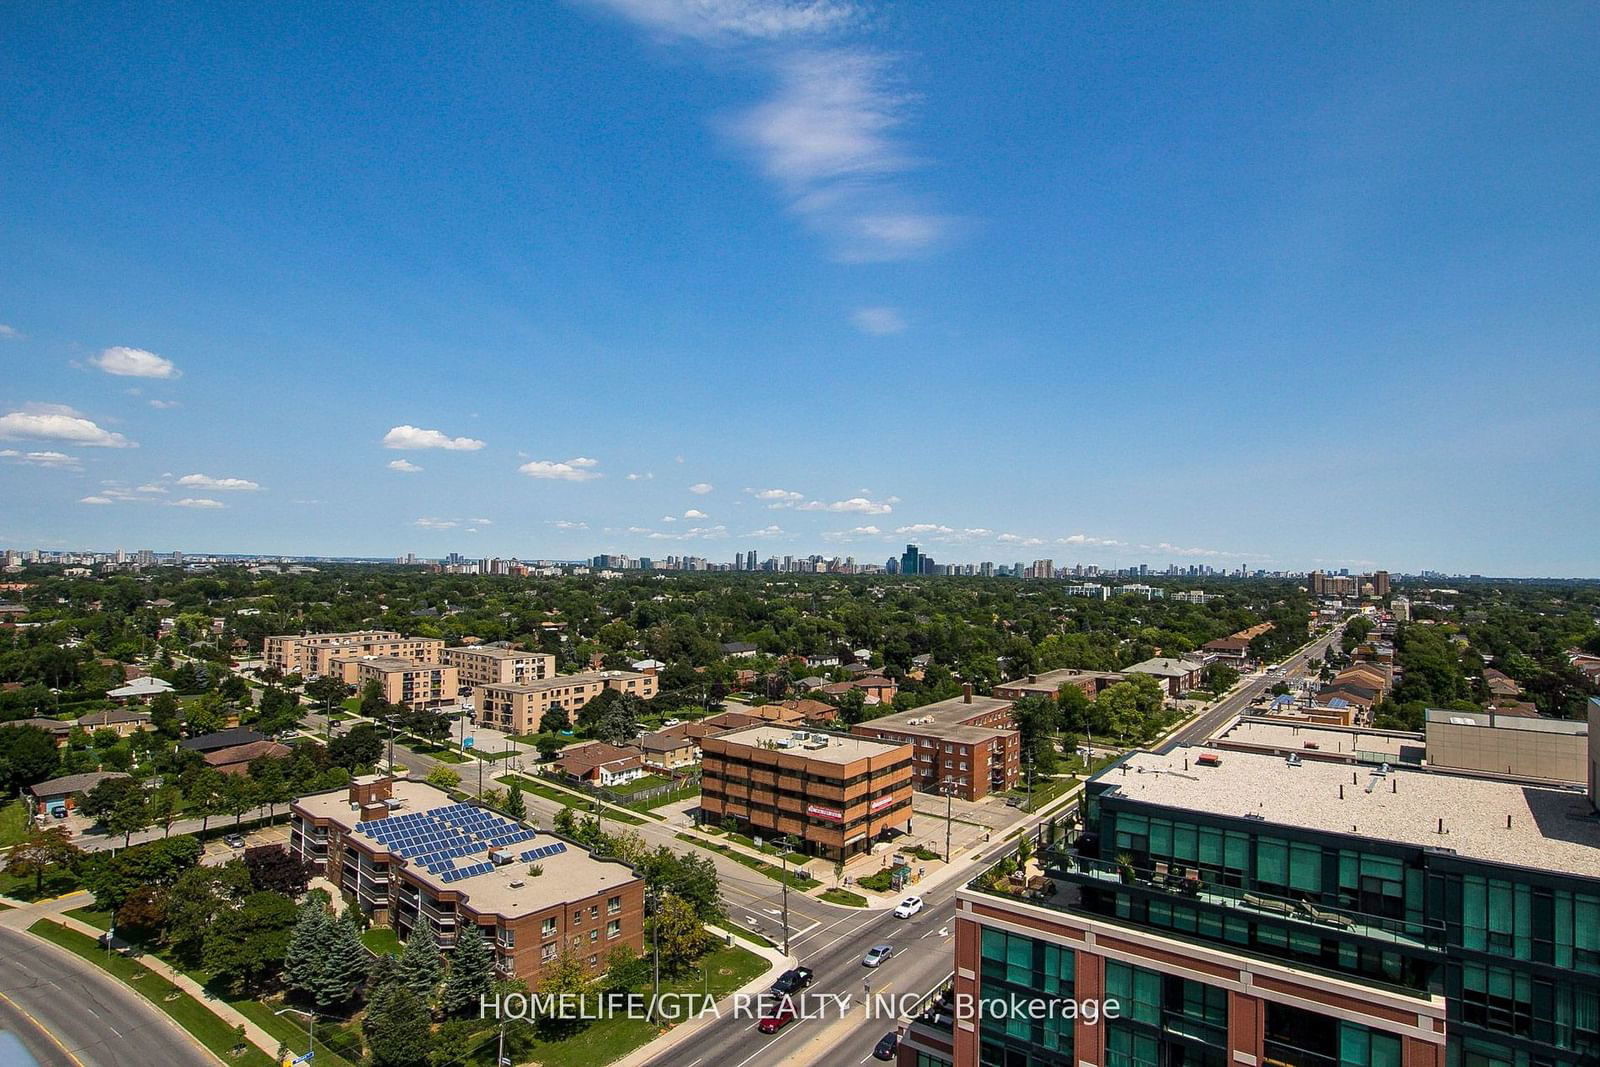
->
[1158,627,1342,753]
[0,925,216,1067]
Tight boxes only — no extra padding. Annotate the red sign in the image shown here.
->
[870,794,898,813]
[806,803,844,822]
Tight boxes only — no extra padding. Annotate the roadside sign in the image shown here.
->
[463,737,475,749]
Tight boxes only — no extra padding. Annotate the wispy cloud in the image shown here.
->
[589,0,949,261]
[520,457,603,481]
[91,346,180,379]
[176,473,261,492]
[382,425,486,451]
[549,519,590,531]
[688,482,714,494]
[414,517,459,530]
[626,471,655,481]
[171,497,224,509]
[746,524,785,538]
[750,487,804,508]
[80,495,114,505]
[149,399,180,410]
[851,306,905,335]
[387,459,423,473]
[0,406,134,448]
[0,325,23,341]
[0,449,81,470]
[799,495,894,514]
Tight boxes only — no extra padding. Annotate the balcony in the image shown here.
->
[1044,849,1444,951]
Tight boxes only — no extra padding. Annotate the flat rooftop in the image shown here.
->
[478,670,646,693]
[1000,669,1124,694]
[293,780,636,917]
[1216,719,1423,762]
[1103,748,1600,879]
[709,725,907,765]
[446,646,543,659]
[861,695,1016,743]
[1426,708,1588,736]
[342,656,437,672]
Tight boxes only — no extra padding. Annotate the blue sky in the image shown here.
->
[2,1,1596,575]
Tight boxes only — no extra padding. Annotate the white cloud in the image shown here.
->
[0,449,79,469]
[136,483,168,493]
[149,399,180,409]
[549,519,590,531]
[688,482,714,494]
[751,487,803,508]
[850,306,905,335]
[176,473,261,492]
[471,518,492,525]
[1055,534,1125,547]
[0,325,21,340]
[747,524,785,538]
[626,472,654,481]
[387,459,423,473]
[171,497,224,509]
[91,346,180,379]
[519,458,603,481]
[80,495,114,505]
[414,517,459,530]
[569,457,600,469]
[683,508,709,519]
[382,425,486,451]
[587,0,855,43]
[799,495,893,514]
[896,523,954,536]
[0,409,134,448]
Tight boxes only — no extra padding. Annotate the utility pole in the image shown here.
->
[778,836,793,956]
[943,777,955,863]
[645,888,662,1022]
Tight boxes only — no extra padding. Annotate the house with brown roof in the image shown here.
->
[635,731,697,773]
[76,707,153,737]
[1199,637,1253,667]
[205,739,292,775]
[556,741,646,787]
[1483,668,1523,698]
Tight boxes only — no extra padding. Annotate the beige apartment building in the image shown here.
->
[442,646,556,692]
[328,657,459,711]
[472,670,658,733]
[264,630,445,676]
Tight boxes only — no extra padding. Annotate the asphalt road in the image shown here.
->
[1158,630,1341,754]
[0,925,216,1067]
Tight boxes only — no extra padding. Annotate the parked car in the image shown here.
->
[223,833,246,849]
[757,1003,797,1034]
[892,896,923,918]
[873,1032,899,1060]
[862,944,895,967]
[769,966,814,997]
[663,718,681,727]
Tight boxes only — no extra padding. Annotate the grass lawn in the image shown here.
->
[623,785,700,813]
[27,919,277,1067]
[232,1000,360,1067]
[66,904,114,929]
[819,888,869,907]
[720,923,776,949]
[360,927,403,956]
[605,774,672,795]
[724,831,809,866]
[675,833,820,890]
[0,866,81,902]
[340,697,361,714]
[430,749,470,764]
[509,943,769,1067]
[497,776,648,826]
[0,800,29,848]
[465,747,519,761]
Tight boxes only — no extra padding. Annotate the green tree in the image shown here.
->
[148,784,183,838]
[538,708,569,735]
[0,724,61,793]
[283,898,332,1000]
[399,917,444,1007]
[534,952,593,1038]
[313,913,369,1010]
[440,923,495,1017]
[4,825,82,896]
[425,765,461,790]
[653,892,712,976]
[504,783,526,821]
[203,890,299,995]
[80,777,149,846]
[220,772,259,828]
[1010,695,1060,776]
[363,983,433,1067]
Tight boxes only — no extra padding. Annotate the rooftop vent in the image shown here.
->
[490,849,513,865]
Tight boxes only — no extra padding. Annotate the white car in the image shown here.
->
[893,896,923,918]
[663,718,681,727]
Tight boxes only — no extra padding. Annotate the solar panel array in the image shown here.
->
[354,802,546,884]
[519,842,568,862]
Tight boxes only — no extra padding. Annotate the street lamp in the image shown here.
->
[644,887,662,1022]
[274,1006,315,1062]
[776,833,799,956]
[941,777,965,864]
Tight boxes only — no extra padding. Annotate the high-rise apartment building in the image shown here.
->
[902,544,923,577]
[898,715,1600,1067]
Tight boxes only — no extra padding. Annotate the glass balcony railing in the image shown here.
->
[1041,849,1444,950]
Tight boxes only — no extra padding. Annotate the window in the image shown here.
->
[541,944,557,962]
[1104,962,1160,1026]
[608,920,621,938]
[499,927,515,948]
[608,895,622,914]
[542,918,557,938]
[590,904,599,919]
[589,930,599,943]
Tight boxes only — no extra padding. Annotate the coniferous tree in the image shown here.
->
[313,913,369,1010]
[440,923,496,1017]
[363,983,432,1067]
[366,950,402,998]
[283,899,331,999]
[504,783,526,821]
[398,917,443,1007]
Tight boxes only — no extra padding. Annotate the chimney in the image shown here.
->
[1027,674,1037,684]
[963,683,973,704]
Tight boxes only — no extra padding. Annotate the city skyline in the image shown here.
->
[4,3,1598,575]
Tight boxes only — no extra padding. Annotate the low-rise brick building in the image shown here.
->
[852,687,1021,801]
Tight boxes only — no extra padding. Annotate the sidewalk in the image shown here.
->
[610,922,789,1067]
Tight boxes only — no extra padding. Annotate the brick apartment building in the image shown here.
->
[264,630,445,676]
[852,687,1021,801]
[325,656,460,711]
[471,670,658,733]
[290,775,644,987]
[442,646,556,692]
[700,725,913,861]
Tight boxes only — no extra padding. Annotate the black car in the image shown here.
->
[768,966,814,997]
[873,1032,898,1060]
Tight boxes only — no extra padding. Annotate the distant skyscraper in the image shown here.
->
[901,544,921,576]
[745,549,757,572]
